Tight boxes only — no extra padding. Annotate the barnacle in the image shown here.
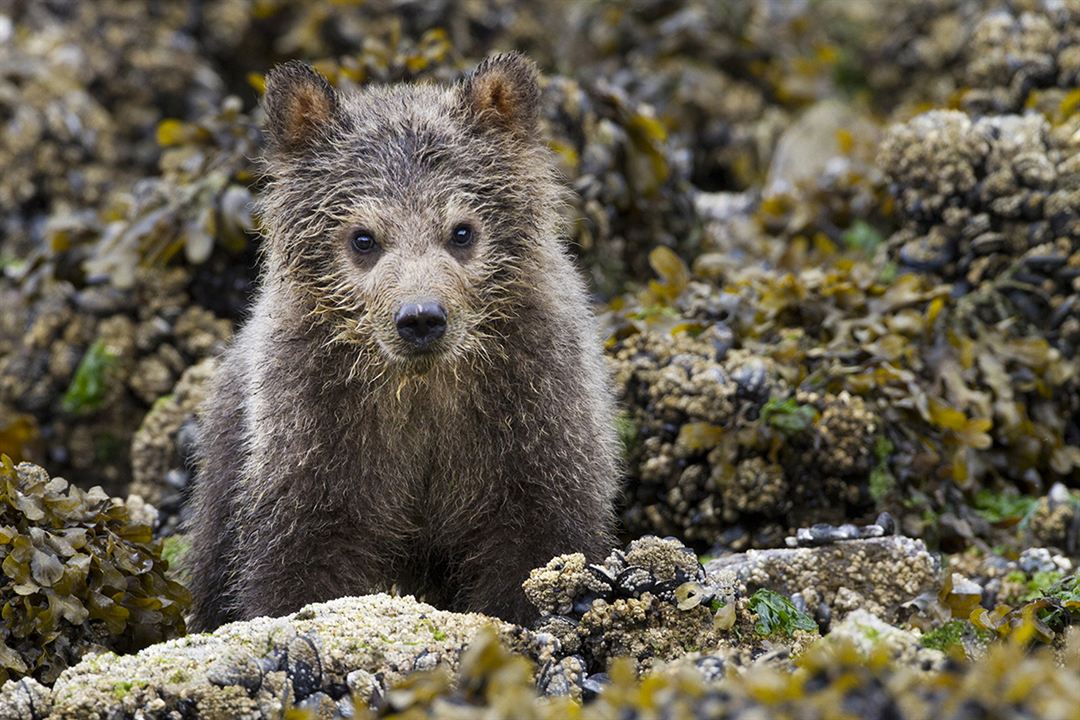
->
[0,269,232,495]
[129,357,219,534]
[962,4,1080,114]
[609,324,881,547]
[526,537,738,674]
[0,456,189,684]
[328,615,1080,720]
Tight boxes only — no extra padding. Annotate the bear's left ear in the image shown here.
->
[459,52,541,140]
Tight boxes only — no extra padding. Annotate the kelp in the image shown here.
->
[0,457,189,684]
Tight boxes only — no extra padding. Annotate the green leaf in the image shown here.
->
[973,490,1038,524]
[841,220,884,256]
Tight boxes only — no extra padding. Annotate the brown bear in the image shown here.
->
[186,53,620,630]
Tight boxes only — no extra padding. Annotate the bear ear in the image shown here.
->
[460,52,541,139]
[263,61,341,155]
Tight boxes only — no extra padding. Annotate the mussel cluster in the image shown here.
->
[786,512,897,548]
[609,326,879,550]
[881,110,1080,357]
[962,2,1080,115]
[524,536,737,675]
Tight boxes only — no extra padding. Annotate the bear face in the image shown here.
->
[256,54,564,374]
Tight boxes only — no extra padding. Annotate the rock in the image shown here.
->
[1028,484,1080,554]
[787,519,887,547]
[526,537,740,673]
[130,356,219,527]
[610,329,880,547]
[705,536,938,623]
[765,99,879,196]
[823,609,944,672]
[0,678,51,720]
[1,594,546,719]
[1017,548,1072,577]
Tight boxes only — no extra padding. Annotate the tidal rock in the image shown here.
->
[822,610,944,672]
[706,536,938,624]
[0,594,545,719]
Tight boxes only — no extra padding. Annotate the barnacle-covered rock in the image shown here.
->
[522,553,603,617]
[527,537,739,673]
[129,357,219,533]
[609,192,1080,546]
[609,327,879,548]
[873,107,1080,496]
[1028,484,1080,554]
[0,270,231,494]
[0,457,188,684]
[823,609,944,671]
[301,610,1080,720]
[961,3,1080,115]
[880,110,1080,344]
[0,594,547,718]
[707,536,939,625]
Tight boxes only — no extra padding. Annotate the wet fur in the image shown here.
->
[186,54,620,630]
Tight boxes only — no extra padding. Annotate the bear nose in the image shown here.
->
[395,300,447,348]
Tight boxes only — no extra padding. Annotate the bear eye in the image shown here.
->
[450,223,475,248]
[350,228,378,254]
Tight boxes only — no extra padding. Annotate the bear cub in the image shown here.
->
[186,54,620,630]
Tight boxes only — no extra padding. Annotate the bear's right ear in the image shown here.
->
[263,61,342,156]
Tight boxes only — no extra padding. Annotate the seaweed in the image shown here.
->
[749,589,818,638]
[760,398,818,436]
[60,340,117,415]
[0,456,189,683]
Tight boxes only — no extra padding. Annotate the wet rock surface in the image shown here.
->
[129,357,218,533]
[707,535,939,625]
[0,594,546,719]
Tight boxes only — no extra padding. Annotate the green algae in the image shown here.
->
[760,398,818,436]
[749,589,817,638]
[60,340,117,415]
